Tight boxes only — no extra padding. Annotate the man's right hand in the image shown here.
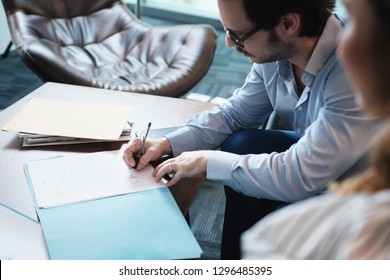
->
[122,137,172,171]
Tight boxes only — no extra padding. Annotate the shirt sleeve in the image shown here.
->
[207,59,383,201]
[167,64,274,156]
[169,60,383,202]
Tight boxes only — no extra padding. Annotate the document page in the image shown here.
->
[26,152,165,208]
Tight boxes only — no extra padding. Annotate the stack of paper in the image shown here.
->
[18,122,132,146]
[2,98,134,146]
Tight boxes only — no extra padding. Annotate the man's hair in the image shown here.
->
[242,0,336,37]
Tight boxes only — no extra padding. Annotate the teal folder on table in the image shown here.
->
[23,164,202,260]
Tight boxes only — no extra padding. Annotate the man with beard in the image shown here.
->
[123,0,382,259]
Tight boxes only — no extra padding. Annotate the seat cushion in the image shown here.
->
[6,0,217,96]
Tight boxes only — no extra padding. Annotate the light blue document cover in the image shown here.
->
[24,164,202,260]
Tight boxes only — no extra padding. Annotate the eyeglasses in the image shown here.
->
[224,25,262,48]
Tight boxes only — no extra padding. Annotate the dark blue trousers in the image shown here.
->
[220,129,300,260]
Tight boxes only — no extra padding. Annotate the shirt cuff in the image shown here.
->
[207,151,241,182]
[165,126,196,157]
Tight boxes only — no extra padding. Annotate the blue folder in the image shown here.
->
[24,163,202,260]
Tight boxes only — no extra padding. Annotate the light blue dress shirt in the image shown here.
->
[167,15,382,202]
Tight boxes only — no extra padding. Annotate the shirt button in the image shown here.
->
[297,106,302,111]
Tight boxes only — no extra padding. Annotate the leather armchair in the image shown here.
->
[2,0,217,97]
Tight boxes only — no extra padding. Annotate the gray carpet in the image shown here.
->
[189,180,225,259]
[0,51,44,110]
[0,15,252,260]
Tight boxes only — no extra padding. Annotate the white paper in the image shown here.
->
[26,152,165,208]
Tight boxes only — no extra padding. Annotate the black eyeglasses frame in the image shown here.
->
[224,25,262,48]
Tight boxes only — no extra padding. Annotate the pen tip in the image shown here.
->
[148,122,151,127]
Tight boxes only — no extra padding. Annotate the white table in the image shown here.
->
[0,82,215,259]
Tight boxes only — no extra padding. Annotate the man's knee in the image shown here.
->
[221,129,260,154]
[221,129,300,155]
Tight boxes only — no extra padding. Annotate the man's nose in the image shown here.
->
[225,35,236,48]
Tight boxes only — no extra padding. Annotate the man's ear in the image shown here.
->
[278,13,301,37]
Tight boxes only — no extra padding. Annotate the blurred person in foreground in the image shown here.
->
[123,0,382,259]
[242,0,390,259]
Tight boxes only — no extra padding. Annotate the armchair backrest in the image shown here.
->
[2,0,120,18]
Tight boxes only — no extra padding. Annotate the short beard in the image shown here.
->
[237,29,297,63]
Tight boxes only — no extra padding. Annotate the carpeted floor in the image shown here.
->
[0,51,44,110]
[0,15,252,260]
[189,180,226,259]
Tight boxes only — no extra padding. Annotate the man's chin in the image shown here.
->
[236,47,255,60]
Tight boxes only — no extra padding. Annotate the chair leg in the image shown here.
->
[1,41,13,59]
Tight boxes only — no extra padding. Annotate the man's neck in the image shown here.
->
[292,65,305,96]
[289,36,319,74]
[288,36,319,96]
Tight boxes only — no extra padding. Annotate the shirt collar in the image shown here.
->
[305,14,342,77]
[277,15,343,87]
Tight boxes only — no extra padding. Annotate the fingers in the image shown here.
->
[123,138,170,171]
[123,137,142,169]
[153,160,180,186]
[122,154,134,170]
[152,151,210,185]
[134,148,155,170]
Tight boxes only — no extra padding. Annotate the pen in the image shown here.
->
[133,122,151,170]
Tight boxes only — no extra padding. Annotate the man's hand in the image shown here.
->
[122,137,172,171]
[152,150,214,186]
